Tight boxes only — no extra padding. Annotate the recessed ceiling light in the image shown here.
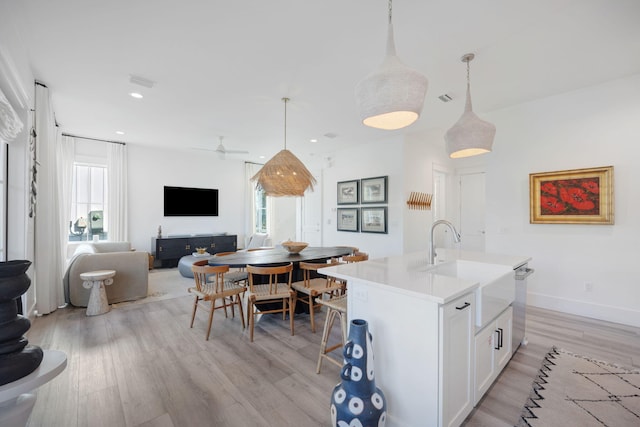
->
[310,139,318,143]
[129,92,143,99]
[115,131,125,135]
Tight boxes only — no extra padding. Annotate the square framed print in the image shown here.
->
[361,207,387,234]
[337,180,359,205]
[529,166,614,224]
[337,208,359,232]
[361,176,388,204]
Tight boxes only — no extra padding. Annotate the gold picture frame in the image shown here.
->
[529,166,614,224]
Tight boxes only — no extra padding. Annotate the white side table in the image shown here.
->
[80,270,116,316]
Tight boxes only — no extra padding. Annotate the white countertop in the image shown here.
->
[319,250,531,305]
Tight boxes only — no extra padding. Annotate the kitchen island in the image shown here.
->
[320,250,531,427]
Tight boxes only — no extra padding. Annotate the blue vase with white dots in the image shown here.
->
[330,319,386,427]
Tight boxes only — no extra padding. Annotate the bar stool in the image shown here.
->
[316,294,348,373]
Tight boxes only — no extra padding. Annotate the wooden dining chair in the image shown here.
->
[245,262,295,342]
[316,294,348,373]
[213,251,248,285]
[343,253,369,263]
[291,260,344,333]
[189,264,246,340]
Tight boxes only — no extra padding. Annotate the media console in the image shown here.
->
[151,234,237,267]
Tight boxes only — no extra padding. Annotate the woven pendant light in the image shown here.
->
[445,53,496,158]
[251,98,316,197]
[355,0,428,130]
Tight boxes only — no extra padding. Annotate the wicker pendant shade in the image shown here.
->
[445,53,496,158]
[251,98,316,197]
[355,0,428,130]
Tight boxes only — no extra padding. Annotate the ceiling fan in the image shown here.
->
[195,136,249,159]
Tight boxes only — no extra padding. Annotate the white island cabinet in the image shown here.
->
[320,250,530,427]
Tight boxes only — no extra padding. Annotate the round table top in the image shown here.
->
[80,270,116,281]
[208,246,353,268]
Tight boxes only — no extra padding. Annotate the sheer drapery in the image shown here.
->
[0,87,23,143]
[107,143,127,242]
[56,135,75,302]
[34,84,65,314]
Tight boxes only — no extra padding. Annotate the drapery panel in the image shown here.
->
[107,143,127,242]
[56,135,75,303]
[34,84,65,314]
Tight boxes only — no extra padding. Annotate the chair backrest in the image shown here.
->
[299,260,343,288]
[214,251,236,257]
[192,264,229,293]
[343,253,368,263]
[192,259,210,267]
[246,262,293,294]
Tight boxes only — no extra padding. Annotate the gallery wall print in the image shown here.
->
[337,208,359,232]
[337,180,359,205]
[529,166,614,224]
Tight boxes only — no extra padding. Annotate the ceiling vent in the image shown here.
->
[323,132,338,139]
[129,75,155,88]
[438,94,453,103]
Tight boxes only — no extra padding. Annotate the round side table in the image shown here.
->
[80,270,116,316]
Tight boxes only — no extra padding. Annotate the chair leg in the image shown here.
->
[236,295,245,329]
[309,294,316,333]
[249,299,255,342]
[288,295,294,336]
[206,299,216,341]
[190,296,199,328]
[317,308,337,373]
[339,310,348,344]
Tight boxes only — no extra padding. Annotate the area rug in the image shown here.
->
[517,347,640,427]
[111,268,193,308]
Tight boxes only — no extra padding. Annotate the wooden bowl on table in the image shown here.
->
[281,241,308,254]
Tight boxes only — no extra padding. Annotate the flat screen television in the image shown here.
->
[164,186,219,216]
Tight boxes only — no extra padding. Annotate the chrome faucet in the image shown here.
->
[429,220,461,264]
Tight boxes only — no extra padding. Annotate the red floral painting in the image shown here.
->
[529,166,614,224]
[539,178,600,215]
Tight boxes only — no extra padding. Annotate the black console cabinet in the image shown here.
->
[152,234,237,267]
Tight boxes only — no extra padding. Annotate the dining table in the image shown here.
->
[209,246,353,313]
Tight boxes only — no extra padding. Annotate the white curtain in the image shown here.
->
[107,143,127,242]
[34,84,65,314]
[0,87,23,143]
[56,135,75,302]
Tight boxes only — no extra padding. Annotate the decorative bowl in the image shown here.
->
[281,241,308,254]
[195,247,207,254]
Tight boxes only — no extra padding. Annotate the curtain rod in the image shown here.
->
[62,133,126,145]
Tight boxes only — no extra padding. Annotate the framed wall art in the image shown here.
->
[337,180,359,204]
[361,176,388,204]
[337,208,359,232]
[529,166,614,224]
[361,207,387,234]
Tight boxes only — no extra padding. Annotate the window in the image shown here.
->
[254,186,267,233]
[70,163,107,241]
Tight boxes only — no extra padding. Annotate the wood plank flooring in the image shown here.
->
[25,295,640,427]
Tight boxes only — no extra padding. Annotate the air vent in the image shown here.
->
[438,94,453,102]
[323,132,338,139]
[129,75,155,88]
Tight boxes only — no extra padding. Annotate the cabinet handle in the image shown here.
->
[495,328,504,350]
[186,245,190,250]
[211,243,215,248]
[455,302,471,311]
[159,246,163,252]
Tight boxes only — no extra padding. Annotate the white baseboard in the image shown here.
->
[527,292,640,328]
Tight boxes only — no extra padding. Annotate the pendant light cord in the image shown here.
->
[282,97,289,150]
[388,0,392,24]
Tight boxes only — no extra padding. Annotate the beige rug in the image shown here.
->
[111,268,193,308]
[517,347,640,427]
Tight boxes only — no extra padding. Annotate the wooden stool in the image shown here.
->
[316,295,348,373]
[80,270,115,316]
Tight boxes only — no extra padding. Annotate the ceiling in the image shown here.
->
[4,0,640,164]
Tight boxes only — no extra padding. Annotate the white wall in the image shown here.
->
[127,145,246,254]
[484,73,640,327]
[322,137,404,259]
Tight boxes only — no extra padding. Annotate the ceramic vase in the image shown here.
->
[330,319,387,427]
[0,260,43,386]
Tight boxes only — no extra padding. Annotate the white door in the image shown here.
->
[459,172,486,251]
[297,171,322,246]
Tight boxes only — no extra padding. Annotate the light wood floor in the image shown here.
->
[25,295,640,427]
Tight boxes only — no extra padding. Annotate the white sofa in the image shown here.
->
[64,242,149,307]
[243,233,273,250]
